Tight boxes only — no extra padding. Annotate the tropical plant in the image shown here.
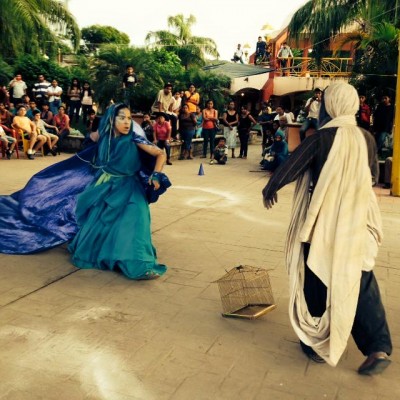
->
[0,0,80,62]
[81,25,130,54]
[145,14,219,70]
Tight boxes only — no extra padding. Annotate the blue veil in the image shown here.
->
[0,103,170,255]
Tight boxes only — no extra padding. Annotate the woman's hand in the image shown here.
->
[148,172,161,190]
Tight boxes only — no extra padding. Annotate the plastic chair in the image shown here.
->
[15,128,44,158]
[0,129,19,159]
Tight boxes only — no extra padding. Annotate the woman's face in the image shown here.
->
[182,105,189,113]
[114,108,132,135]
[84,83,89,89]
[207,101,213,109]
[228,102,235,110]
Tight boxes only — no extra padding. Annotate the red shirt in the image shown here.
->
[153,121,170,140]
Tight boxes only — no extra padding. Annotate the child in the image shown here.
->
[32,110,59,156]
[141,113,154,142]
[212,137,228,165]
[0,125,17,159]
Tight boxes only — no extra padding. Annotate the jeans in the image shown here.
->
[68,100,81,122]
[50,99,61,115]
[300,117,319,141]
[180,130,195,151]
[238,130,250,157]
[202,128,216,157]
[157,140,171,160]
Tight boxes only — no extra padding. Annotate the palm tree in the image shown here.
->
[145,14,219,70]
[0,0,80,61]
[288,0,397,61]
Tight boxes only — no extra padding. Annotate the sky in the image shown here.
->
[67,0,307,61]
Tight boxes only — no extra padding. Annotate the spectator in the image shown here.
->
[8,74,27,106]
[41,102,54,125]
[67,78,82,123]
[212,137,228,165]
[222,100,239,158]
[195,106,203,138]
[53,106,70,153]
[26,100,40,120]
[356,94,371,131]
[122,65,138,111]
[274,106,293,124]
[260,130,289,172]
[0,102,15,135]
[153,113,172,165]
[299,88,322,141]
[254,36,267,65]
[141,113,154,143]
[0,125,17,159]
[0,86,10,108]
[178,104,197,160]
[47,80,63,115]
[32,110,59,156]
[183,83,200,114]
[237,105,257,159]
[201,100,219,162]
[277,42,294,75]
[151,83,177,139]
[258,106,274,154]
[81,81,95,124]
[373,94,394,157]
[12,105,46,159]
[232,44,244,64]
[32,74,51,108]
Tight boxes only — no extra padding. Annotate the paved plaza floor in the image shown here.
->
[0,142,399,400]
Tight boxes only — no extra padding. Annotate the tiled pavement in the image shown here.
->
[0,143,399,400]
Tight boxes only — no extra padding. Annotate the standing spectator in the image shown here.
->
[254,36,267,64]
[67,78,82,123]
[168,91,182,140]
[183,83,200,114]
[53,106,70,153]
[47,80,63,115]
[299,88,322,141]
[201,100,219,162]
[373,94,394,156]
[8,74,27,106]
[237,105,257,159]
[222,101,239,158]
[258,106,274,154]
[232,44,244,64]
[141,113,154,143]
[32,74,51,108]
[277,42,294,75]
[356,94,371,131]
[122,65,138,111]
[178,104,196,160]
[195,106,203,138]
[12,105,46,159]
[41,102,54,125]
[0,86,10,108]
[274,106,293,124]
[81,81,95,124]
[153,113,172,165]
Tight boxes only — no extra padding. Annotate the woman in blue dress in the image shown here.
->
[0,104,170,280]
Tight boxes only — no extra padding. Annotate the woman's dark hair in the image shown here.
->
[81,81,92,98]
[70,78,81,89]
[206,99,213,106]
[318,89,332,127]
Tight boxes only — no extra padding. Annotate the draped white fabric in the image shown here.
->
[285,83,383,366]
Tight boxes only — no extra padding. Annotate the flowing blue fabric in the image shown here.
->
[0,105,171,255]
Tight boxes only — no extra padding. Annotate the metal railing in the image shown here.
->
[274,57,353,78]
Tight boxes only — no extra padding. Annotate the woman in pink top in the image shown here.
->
[53,106,70,153]
[153,113,172,165]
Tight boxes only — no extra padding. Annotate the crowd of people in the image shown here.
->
[0,73,95,159]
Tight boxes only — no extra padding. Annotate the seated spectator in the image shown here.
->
[211,137,228,165]
[141,113,154,143]
[26,100,40,120]
[0,102,16,136]
[260,130,289,172]
[153,113,172,165]
[0,125,17,159]
[53,106,70,153]
[41,102,54,125]
[12,105,46,159]
[32,110,59,156]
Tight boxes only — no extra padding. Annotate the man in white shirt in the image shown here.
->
[277,42,294,75]
[232,44,244,64]
[47,80,63,115]
[299,88,322,141]
[8,74,27,106]
[273,106,293,124]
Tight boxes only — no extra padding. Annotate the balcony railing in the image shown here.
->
[272,57,353,78]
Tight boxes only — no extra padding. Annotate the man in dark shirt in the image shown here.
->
[254,36,267,65]
[263,83,391,376]
[373,94,394,156]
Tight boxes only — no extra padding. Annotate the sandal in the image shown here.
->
[300,342,326,364]
[358,352,391,375]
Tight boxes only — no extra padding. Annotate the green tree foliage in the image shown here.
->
[0,0,80,62]
[145,14,219,70]
[81,25,130,54]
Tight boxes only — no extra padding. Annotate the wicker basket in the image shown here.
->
[214,265,276,319]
